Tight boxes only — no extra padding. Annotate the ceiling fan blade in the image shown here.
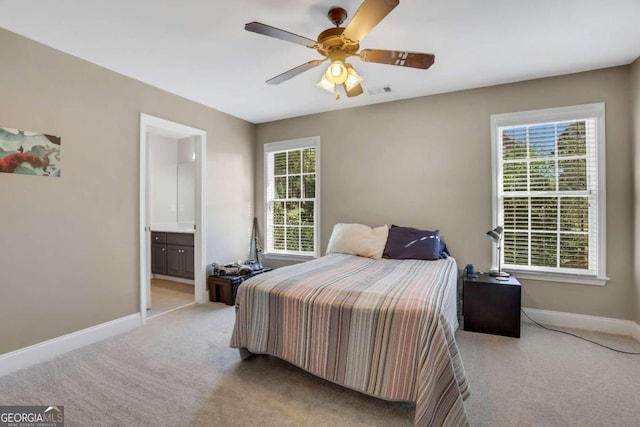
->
[266,60,325,85]
[360,49,435,69]
[344,83,364,98]
[245,22,317,48]
[341,0,399,45]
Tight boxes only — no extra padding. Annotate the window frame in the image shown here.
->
[263,136,320,261]
[490,103,608,286]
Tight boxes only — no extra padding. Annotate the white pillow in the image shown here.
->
[326,223,389,259]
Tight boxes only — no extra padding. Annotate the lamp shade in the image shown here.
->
[316,74,335,93]
[325,60,348,84]
[344,64,363,91]
[486,226,503,243]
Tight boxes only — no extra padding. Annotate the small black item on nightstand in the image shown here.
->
[463,273,521,338]
[463,263,477,278]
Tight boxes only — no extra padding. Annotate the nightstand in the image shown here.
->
[463,273,521,338]
[208,268,272,305]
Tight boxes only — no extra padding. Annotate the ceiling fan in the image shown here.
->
[245,0,435,98]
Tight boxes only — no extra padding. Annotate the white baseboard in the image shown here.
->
[522,307,640,342]
[0,313,142,377]
[631,321,640,342]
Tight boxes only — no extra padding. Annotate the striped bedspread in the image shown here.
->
[230,254,470,426]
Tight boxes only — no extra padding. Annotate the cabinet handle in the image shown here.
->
[162,248,165,251]
[155,237,159,240]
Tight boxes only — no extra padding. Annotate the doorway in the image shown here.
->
[147,278,194,318]
[139,114,207,323]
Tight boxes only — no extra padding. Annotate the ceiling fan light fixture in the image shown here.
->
[316,74,335,93]
[325,60,348,84]
[344,64,363,91]
[247,2,436,97]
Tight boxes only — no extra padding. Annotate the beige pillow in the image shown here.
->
[326,223,389,259]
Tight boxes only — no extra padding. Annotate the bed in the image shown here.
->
[230,252,469,426]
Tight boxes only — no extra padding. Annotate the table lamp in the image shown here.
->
[486,226,510,280]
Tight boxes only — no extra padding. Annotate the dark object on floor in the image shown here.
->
[208,268,272,305]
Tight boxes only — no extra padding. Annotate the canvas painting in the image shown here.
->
[0,126,61,177]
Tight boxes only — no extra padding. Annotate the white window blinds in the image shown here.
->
[264,137,320,257]
[492,103,606,283]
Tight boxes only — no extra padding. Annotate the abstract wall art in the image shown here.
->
[0,126,61,177]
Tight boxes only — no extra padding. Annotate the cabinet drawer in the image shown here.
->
[151,232,166,244]
[166,232,194,246]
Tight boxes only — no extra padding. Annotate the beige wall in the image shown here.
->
[632,58,640,324]
[0,29,254,354]
[256,66,635,320]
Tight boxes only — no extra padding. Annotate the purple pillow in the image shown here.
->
[383,226,449,260]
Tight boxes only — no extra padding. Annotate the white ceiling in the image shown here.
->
[1,0,639,124]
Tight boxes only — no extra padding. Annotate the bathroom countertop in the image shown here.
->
[150,225,194,234]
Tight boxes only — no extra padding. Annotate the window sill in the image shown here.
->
[506,270,609,286]
[263,252,317,263]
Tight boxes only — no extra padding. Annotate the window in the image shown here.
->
[491,103,607,285]
[264,137,320,259]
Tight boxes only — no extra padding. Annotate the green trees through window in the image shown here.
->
[499,120,593,271]
[268,145,317,254]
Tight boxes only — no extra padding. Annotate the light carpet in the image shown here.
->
[0,303,639,426]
